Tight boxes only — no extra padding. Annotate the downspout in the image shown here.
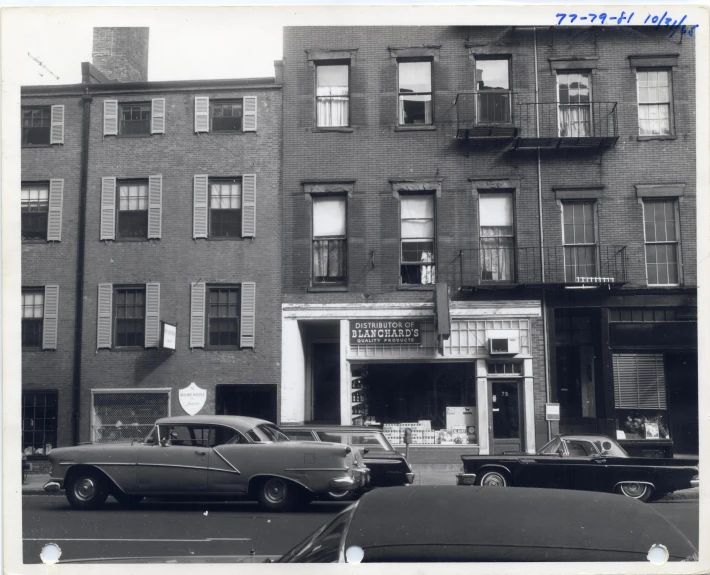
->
[72,86,91,445]
[533,27,553,441]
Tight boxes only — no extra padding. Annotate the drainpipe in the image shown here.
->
[72,86,91,445]
[533,28,553,441]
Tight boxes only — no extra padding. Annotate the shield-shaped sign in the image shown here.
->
[179,383,207,416]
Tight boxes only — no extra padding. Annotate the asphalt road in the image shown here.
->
[22,495,699,564]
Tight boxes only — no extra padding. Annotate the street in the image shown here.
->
[22,494,699,564]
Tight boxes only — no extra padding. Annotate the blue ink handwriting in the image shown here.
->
[555,11,698,38]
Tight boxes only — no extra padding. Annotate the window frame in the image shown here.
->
[21,106,51,147]
[473,56,513,125]
[642,199,682,287]
[478,191,516,284]
[21,287,45,349]
[311,193,348,286]
[205,284,241,349]
[556,70,593,138]
[315,60,351,129]
[118,102,152,136]
[21,182,50,242]
[561,200,599,283]
[115,179,149,241]
[113,285,146,349]
[636,68,674,137]
[209,99,244,132]
[398,191,437,286]
[208,177,243,239]
[22,390,59,454]
[397,57,434,126]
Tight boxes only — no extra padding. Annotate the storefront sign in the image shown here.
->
[161,321,177,350]
[179,383,206,416]
[545,403,560,421]
[349,320,421,345]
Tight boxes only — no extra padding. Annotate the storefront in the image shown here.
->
[281,301,545,455]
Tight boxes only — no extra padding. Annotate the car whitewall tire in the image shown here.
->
[616,483,653,502]
[478,471,508,487]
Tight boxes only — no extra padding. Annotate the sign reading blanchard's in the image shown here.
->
[350,320,421,345]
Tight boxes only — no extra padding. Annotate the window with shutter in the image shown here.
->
[22,288,44,348]
[193,175,209,238]
[114,286,146,347]
[21,183,49,241]
[145,283,160,348]
[195,97,210,133]
[97,283,113,349]
[240,282,256,348]
[190,281,206,348]
[119,102,151,135]
[207,285,240,348]
[147,175,162,239]
[613,354,667,409]
[42,285,59,350]
[242,174,256,238]
[243,96,257,131]
[104,100,119,136]
[100,177,117,240]
[47,179,64,242]
[22,107,51,146]
[50,105,64,144]
[151,98,166,134]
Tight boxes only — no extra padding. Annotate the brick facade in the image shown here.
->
[92,28,150,83]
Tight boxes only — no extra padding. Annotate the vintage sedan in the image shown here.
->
[44,415,369,511]
[456,434,699,501]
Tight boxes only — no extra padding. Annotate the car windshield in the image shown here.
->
[538,437,563,455]
[251,424,290,443]
[317,431,394,451]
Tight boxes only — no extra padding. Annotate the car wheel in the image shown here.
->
[113,491,145,507]
[615,483,653,502]
[478,470,509,487]
[325,489,356,501]
[66,469,108,510]
[257,477,301,512]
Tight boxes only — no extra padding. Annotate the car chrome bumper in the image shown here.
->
[690,479,699,488]
[330,477,357,491]
[456,473,477,486]
[43,480,63,493]
[405,472,415,484]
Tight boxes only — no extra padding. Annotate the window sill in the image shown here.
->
[201,347,242,352]
[394,125,436,132]
[197,131,255,136]
[22,239,49,244]
[116,133,154,139]
[308,285,349,292]
[21,144,53,149]
[646,284,682,288]
[204,236,245,241]
[637,135,677,141]
[106,347,151,352]
[312,127,354,133]
[115,237,150,242]
[22,347,45,352]
[396,284,435,291]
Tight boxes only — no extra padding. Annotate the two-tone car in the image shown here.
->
[280,425,414,499]
[44,415,369,511]
[456,434,699,502]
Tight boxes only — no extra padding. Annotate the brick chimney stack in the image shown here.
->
[92,27,149,83]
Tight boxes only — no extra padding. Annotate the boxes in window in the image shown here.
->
[422,431,437,444]
[418,420,431,430]
[452,431,469,445]
[446,407,476,430]
[438,429,455,445]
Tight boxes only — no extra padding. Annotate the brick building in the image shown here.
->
[21,28,283,462]
[280,26,698,459]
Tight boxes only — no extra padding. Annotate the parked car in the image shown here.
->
[280,425,414,498]
[277,485,697,562]
[456,434,699,501]
[44,415,369,511]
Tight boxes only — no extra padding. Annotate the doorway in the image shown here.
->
[311,343,341,423]
[215,384,277,423]
[489,380,523,454]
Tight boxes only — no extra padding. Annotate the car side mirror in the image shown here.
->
[363,448,370,455]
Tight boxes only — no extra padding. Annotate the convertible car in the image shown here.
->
[456,434,698,501]
[44,415,369,511]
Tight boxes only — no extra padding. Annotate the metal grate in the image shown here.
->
[92,390,170,443]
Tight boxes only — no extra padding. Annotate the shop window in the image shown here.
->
[637,70,672,136]
[643,199,680,286]
[475,57,512,124]
[562,202,597,282]
[557,71,592,137]
[114,287,145,347]
[211,100,243,131]
[609,307,695,322]
[398,59,432,125]
[479,193,514,282]
[22,391,58,455]
[316,63,349,127]
[92,390,170,443]
[22,288,44,348]
[117,180,149,239]
[207,286,240,347]
[119,103,151,135]
[312,195,347,284]
[400,194,435,285]
[21,106,51,145]
[210,179,242,238]
[21,183,49,240]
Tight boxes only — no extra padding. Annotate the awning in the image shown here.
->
[435,282,451,343]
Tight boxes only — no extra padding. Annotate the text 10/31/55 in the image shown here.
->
[555,11,698,38]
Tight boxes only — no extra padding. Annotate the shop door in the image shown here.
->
[489,380,523,454]
[215,384,277,423]
[312,343,341,423]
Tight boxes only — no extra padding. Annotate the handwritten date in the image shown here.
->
[555,11,698,38]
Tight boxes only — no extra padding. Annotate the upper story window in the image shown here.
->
[479,193,514,282]
[117,180,148,239]
[22,107,50,146]
[119,103,151,135]
[207,286,240,348]
[209,179,242,238]
[114,286,146,348]
[562,202,598,282]
[23,390,59,454]
[21,184,49,240]
[22,288,44,348]
[312,195,347,285]
[398,59,432,126]
[557,71,592,137]
[400,194,435,285]
[316,63,349,127]
[211,100,243,132]
[642,199,680,286]
[475,57,512,124]
[637,70,672,136]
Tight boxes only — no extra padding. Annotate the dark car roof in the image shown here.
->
[344,486,696,560]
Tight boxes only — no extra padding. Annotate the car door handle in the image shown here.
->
[195,450,207,456]
[594,459,607,464]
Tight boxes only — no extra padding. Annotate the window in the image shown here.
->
[637,70,672,136]
[278,506,356,563]
[22,107,50,145]
[313,195,347,284]
[643,199,680,285]
[557,72,592,137]
[207,286,239,347]
[22,391,58,454]
[284,430,317,442]
[475,58,511,124]
[209,179,242,237]
[117,181,148,239]
[398,59,432,125]
[562,202,597,282]
[479,193,514,282]
[163,425,211,447]
[564,440,597,456]
[22,289,44,348]
[119,103,151,135]
[114,287,145,347]
[92,390,170,443]
[210,100,243,131]
[316,63,349,127]
[400,194,435,285]
[21,184,49,240]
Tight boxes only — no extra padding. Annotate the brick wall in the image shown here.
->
[92,27,150,83]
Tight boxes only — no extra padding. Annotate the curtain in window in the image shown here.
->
[480,194,514,281]
[313,196,346,280]
[317,86,349,127]
[558,73,591,137]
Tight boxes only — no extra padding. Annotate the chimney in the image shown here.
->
[92,27,149,83]
[274,60,283,84]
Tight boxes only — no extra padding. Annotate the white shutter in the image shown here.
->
[193,175,209,238]
[190,281,206,348]
[241,174,256,238]
[47,179,64,241]
[613,354,667,409]
[240,282,256,348]
[195,97,209,133]
[50,105,64,144]
[148,175,162,239]
[103,100,118,136]
[100,177,116,240]
[145,283,161,348]
[97,283,113,349]
[151,98,166,134]
[243,96,257,132]
[42,284,59,350]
